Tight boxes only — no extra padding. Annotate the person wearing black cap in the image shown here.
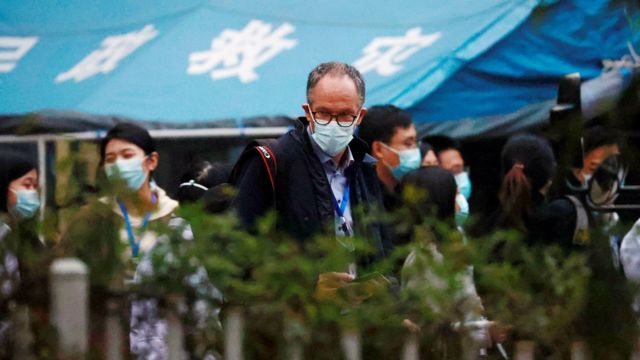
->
[61,123,217,359]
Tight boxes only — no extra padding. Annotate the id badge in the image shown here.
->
[337,217,355,252]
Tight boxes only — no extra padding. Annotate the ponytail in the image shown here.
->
[498,163,532,228]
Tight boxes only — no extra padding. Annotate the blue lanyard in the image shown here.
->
[332,184,354,245]
[117,193,157,258]
[331,184,350,218]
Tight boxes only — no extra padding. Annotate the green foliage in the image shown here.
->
[1,166,638,359]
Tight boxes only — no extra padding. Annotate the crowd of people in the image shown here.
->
[1,61,639,358]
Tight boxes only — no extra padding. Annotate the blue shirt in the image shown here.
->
[307,126,354,237]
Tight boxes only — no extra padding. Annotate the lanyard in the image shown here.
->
[331,184,350,218]
[331,184,352,238]
[118,193,157,258]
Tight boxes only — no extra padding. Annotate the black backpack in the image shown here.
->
[228,139,279,195]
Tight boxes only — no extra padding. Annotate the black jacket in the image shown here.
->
[233,119,392,264]
[469,191,578,252]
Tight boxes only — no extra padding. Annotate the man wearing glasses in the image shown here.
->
[234,62,392,297]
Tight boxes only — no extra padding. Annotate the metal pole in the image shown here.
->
[0,127,291,143]
[515,340,535,360]
[341,327,361,360]
[401,333,419,360]
[37,138,46,223]
[570,340,589,360]
[50,258,89,357]
[105,300,123,360]
[166,304,187,360]
[224,306,245,360]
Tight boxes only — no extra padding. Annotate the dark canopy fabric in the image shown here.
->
[409,0,638,129]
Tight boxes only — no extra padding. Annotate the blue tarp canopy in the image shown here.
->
[414,0,639,137]
[0,0,636,137]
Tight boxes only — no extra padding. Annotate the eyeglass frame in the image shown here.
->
[309,109,362,127]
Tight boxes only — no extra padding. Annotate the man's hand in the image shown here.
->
[315,272,355,300]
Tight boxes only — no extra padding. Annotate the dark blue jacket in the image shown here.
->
[233,119,392,264]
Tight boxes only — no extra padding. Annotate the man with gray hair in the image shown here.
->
[233,61,392,297]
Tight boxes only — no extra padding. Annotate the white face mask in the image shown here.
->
[9,188,40,220]
[104,157,149,191]
[311,120,357,156]
[455,193,469,227]
[454,171,472,200]
[379,143,421,180]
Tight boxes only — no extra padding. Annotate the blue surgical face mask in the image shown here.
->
[455,171,472,200]
[9,189,40,220]
[104,157,149,191]
[311,120,357,157]
[381,143,422,180]
[455,192,469,227]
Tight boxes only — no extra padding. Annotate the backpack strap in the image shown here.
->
[565,195,590,245]
[229,139,279,195]
[252,144,277,193]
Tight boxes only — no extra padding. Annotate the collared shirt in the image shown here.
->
[307,126,354,237]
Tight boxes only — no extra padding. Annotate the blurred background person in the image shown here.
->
[397,166,507,355]
[358,104,422,210]
[420,141,439,167]
[0,150,42,355]
[0,151,41,244]
[177,160,234,214]
[469,134,565,245]
[425,135,471,227]
[564,125,621,192]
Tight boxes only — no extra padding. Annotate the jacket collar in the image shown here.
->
[100,186,179,226]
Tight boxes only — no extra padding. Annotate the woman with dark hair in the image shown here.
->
[61,123,220,359]
[399,166,457,224]
[0,150,41,262]
[59,122,188,262]
[496,134,556,231]
[397,167,506,354]
[0,151,41,354]
[470,134,567,243]
[0,151,40,226]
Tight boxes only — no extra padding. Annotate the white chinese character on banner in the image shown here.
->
[0,36,38,73]
[55,24,158,83]
[354,28,441,76]
[187,20,297,83]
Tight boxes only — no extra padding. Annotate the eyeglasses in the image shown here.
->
[310,110,360,127]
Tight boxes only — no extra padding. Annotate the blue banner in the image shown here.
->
[0,0,541,123]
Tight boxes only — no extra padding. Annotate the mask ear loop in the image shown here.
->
[179,180,209,192]
[379,142,400,155]
[378,142,400,171]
